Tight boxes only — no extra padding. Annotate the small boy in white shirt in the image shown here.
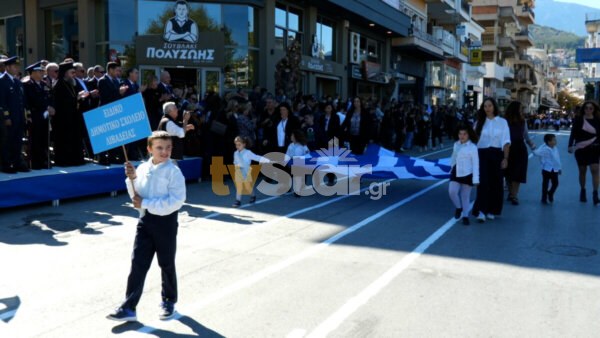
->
[533,133,561,204]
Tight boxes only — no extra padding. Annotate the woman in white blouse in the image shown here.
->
[472,98,511,223]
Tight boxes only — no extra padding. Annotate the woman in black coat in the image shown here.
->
[316,101,341,149]
[341,97,371,155]
[505,101,535,205]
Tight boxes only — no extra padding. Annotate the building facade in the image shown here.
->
[1,0,416,102]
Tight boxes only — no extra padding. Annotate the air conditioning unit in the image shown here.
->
[349,32,360,64]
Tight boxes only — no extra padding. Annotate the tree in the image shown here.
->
[275,39,302,101]
[557,89,583,112]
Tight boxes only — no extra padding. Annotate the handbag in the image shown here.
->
[210,120,227,136]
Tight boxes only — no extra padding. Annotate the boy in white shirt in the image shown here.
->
[107,131,186,322]
[533,133,561,204]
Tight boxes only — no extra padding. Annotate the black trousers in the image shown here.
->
[542,170,559,201]
[473,148,504,216]
[30,120,49,169]
[1,123,24,169]
[122,211,178,310]
[431,126,443,147]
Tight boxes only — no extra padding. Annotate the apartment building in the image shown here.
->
[471,0,535,112]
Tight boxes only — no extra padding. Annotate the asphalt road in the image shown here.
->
[1,132,599,337]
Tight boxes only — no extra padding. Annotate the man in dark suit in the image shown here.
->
[99,62,126,106]
[0,56,29,173]
[23,61,55,169]
[157,70,175,103]
[123,68,140,97]
[97,62,127,164]
[85,65,104,109]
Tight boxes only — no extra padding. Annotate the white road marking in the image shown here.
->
[307,215,459,338]
[416,145,453,159]
[136,179,448,334]
[194,179,395,251]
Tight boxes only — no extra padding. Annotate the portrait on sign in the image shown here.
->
[164,0,199,43]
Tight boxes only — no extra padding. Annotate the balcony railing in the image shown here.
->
[515,29,534,41]
[520,5,535,18]
[411,29,439,46]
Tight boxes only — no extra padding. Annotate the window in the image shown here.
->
[45,5,79,62]
[315,16,335,61]
[274,3,303,51]
[359,36,382,63]
[0,16,23,58]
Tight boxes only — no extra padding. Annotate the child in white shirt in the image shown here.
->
[533,133,561,204]
[449,125,480,226]
[233,136,269,207]
[286,130,311,197]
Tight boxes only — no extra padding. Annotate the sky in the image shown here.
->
[554,0,600,9]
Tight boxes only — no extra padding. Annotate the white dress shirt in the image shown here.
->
[126,158,186,216]
[451,140,480,184]
[166,120,186,138]
[286,143,311,159]
[533,144,562,172]
[277,119,287,147]
[76,77,89,92]
[476,116,511,149]
[234,149,268,178]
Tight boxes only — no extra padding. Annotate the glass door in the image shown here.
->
[198,68,222,96]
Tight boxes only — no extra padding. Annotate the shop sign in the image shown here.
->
[300,56,334,74]
[350,64,363,79]
[136,1,225,67]
[470,48,482,66]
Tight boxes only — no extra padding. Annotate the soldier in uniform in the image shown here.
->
[23,61,55,169]
[0,56,29,173]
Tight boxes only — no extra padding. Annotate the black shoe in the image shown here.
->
[249,196,256,204]
[454,208,462,220]
[462,217,470,226]
[106,307,137,322]
[232,200,241,208]
[594,191,599,206]
[159,301,175,320]
[548,192,554,203]
[541,199,548,205]
[580,189,587,202]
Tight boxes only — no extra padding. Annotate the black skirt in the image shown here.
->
[450,167,473,186]
[575,145,600,166]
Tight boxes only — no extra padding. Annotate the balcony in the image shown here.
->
[498,36,517,52]
[484,62,504,81]
[391,29,445,61]
[517,5,535,25]
[433,27,457,56]
[499,6,519,24]
[514,29,534,48]
[466,64,486,77]
[511,54,535,68]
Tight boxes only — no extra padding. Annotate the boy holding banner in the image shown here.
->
[107,131,186,322]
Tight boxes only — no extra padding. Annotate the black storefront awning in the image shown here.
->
[327,0,411,36]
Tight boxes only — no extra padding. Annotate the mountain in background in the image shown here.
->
[530,24,585,51]
[535,0,598,36]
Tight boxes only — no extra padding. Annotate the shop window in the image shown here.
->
[95,0,136,43]
[45,5,79,62]
[224,48,258,89]
[359,36,381,63]
[315,16,335,61]
[274,3,303,51]
[0,16,24,58]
